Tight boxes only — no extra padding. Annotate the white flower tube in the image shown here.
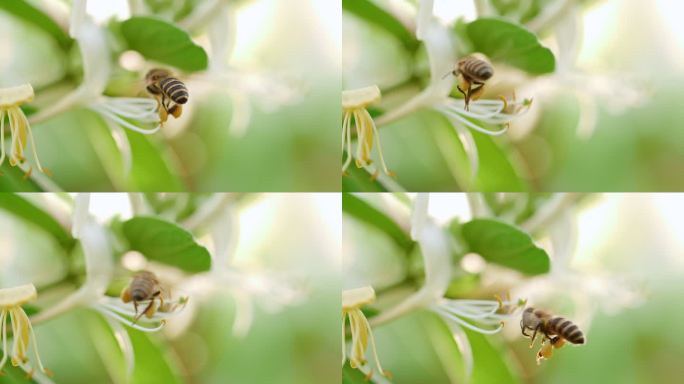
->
[30,0,160,137]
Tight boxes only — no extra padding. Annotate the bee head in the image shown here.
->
[132,292,146,301]
[145,68,171,83]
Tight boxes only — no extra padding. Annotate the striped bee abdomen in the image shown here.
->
[159,77,189,104]
[547,316,585,344]
[459,57,494,83]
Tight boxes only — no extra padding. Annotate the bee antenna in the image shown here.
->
[441,71,453,80]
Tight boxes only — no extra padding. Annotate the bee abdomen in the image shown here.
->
[460,57,494,82]
[159,77,189,104]
[548,316,585,344]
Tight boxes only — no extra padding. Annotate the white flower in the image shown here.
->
[29,0,161,176]
[372,193,523,378]
[513,7,645,140]
[375,0,530,180]
[32,194,185,333]
[167,205,304,339]
[182,4,302,138]
[513,204,642,331]
[0,284,51,378]
[342,286,388,379]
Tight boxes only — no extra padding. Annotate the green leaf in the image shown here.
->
[122,217,211,272]
[125,129,184,191]
[0,0,72,49]
[460,218,550,275]
[120,17,208,72]
[343,193,413,250]
[343,0,419,51]
[472,132,527,191]
[129,331,184,384]
[0,165,43,191]
[342,158,389,192]
[465,18,555,74]
[466,329,521,384]
[0,194,75,249]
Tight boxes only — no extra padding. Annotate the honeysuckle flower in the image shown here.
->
[0,84,47,176]
[372,194,523,378]
[512,7,645,140]
[0,284,51,378]
[33,194,186,332]
[374,0,530,180]
[177,3,301,138]
[166,205,304,339]
[512,201,642,331]
[342,286,387,379]
[29,0,160,176]
[342,85,393,178]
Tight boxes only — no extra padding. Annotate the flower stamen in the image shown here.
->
[0,85,47,176]
[342,86,394,178]
[0,284,49,377]
[342,287,388,379]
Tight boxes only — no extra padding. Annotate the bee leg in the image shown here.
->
[144,291,161,319]
[469,83,485,102]
[456,85,468,100]
[132,300,141,323]
[529,325,541,348]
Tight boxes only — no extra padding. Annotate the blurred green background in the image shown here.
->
[0,0,340,192]
[342,0,684,191]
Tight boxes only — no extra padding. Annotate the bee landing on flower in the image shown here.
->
[342,286,389,380]
[342,85,394,179]
[0,284,51,378]
[0,84,48,177]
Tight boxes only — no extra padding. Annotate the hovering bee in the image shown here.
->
[120,270,164,322]
[145,68,189,125]
[521,307,585,364]
[443,55,494,111]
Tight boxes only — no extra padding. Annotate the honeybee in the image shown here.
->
[521,307,585,364]
[443,55,494,111]
[145,68,189,125]
[120,270,164,322]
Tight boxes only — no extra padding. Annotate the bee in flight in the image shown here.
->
[443,55,494,111]
[520,307,585,364]
[120,270,165,322]
[145,68,189,125]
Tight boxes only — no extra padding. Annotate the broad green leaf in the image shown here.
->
[343,0,419,51]
[465,18,555,74]
[0,0,72,49]
[460,218,550,275]
[125,129,184,192]
[129,331,183,384]
[0,166,42,191]
[342,159,389,192]
[122,217,211,272]
[466,329,521,384]
[472,132,527,191]
[0,194,75,249]
[343,193,413,250]
[120,17,208,71]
